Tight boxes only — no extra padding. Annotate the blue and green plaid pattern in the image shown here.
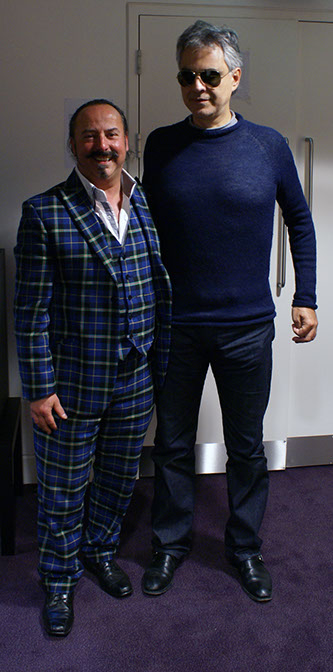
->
[14,170,171,410]
[102,217,155,361]
[35,350,154,592]
[14,170,171,592]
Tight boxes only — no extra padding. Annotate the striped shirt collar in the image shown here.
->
[75,167,136,205]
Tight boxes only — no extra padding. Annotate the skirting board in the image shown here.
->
[139,439,287,477]
[286,435,333,468]
[23,455,37,485]
[139,435,333,475]
[23,435,333,484]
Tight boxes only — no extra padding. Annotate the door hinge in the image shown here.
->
[136,49,142,76]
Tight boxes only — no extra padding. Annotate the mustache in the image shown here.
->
[87,149,119,160]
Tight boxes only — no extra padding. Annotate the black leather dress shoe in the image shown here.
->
[237,555,272,602]
[82,556,133,598]
[43,592,74,637]
[142,552,180,596]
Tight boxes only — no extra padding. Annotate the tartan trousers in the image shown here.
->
[34,350,154,593]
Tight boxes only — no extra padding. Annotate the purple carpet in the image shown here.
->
[1,465,332,672]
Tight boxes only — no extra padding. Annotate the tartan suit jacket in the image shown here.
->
[14,170,172,414]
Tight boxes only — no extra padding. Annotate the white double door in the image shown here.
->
[127,9,333,470]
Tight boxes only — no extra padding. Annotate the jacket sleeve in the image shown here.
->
[14,200,57,401]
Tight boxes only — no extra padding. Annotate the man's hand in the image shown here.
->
[291,307,318,343]
[30,394,68,434]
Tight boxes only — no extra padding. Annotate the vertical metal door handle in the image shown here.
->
[276,138,289,296]
[305,137,314,212]
[277,208,287,296]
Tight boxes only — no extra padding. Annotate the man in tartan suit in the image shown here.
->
[14,99,171,637]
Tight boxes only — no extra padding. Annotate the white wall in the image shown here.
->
[2,0,333,481]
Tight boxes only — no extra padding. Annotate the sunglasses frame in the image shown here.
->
[176,68,230,88]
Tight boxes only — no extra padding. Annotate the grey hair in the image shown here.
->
[176,20,243,70]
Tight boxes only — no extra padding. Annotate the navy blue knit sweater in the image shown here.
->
[143,114,317,326]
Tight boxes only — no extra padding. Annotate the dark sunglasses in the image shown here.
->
[176,69,230,88]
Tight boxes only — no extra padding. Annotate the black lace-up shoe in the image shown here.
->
[82,557,133,598]
[142,552,180,596]
[43,592,74,637]
[236,555,272,602]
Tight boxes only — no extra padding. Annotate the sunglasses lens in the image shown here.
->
[177,70,222,87]
[177,71,195,86]
[201,70,221,87]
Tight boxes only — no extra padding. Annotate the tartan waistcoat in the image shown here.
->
[102,211,156,360]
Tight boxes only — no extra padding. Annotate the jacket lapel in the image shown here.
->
[58,170,117,282]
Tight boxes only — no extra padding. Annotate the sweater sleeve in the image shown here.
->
[276,139,317,309]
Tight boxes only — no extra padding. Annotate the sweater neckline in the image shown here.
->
[186,112,244,138]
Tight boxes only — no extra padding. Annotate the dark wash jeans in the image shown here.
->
[151,320,275,563]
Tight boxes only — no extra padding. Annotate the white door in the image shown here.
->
[286,21,333,465]
[130,11,303,471]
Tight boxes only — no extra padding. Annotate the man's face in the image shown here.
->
[178,44,241,129]
[70,104,129,188]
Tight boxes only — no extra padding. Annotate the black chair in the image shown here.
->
[0,397,22,554]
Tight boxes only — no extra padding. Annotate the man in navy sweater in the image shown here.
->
[142,20,318,602]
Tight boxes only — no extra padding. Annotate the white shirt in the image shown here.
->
[75,167,136,246]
